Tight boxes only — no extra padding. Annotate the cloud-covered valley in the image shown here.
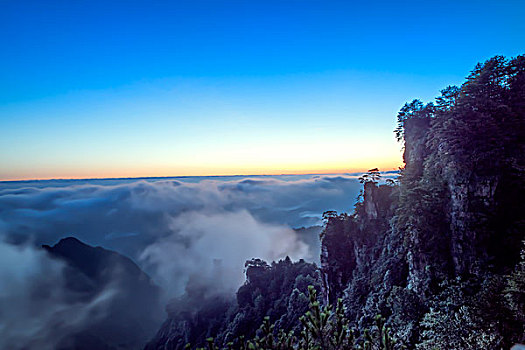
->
[0,174,376,295]
[0,173,397,348]
[0,175,363,270]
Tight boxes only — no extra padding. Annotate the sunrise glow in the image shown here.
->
[1,1,523,180]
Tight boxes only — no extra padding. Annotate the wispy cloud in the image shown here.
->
[0,174,366,294]
[0,240,115,350]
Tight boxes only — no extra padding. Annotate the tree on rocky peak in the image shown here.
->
[394,100,434,142]
[358,168,381,184]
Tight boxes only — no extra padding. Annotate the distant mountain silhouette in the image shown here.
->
[43,237,164,350]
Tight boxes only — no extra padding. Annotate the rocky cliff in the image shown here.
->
[146,258,321,349]
[319,56,525,348]
[146,55,525,349]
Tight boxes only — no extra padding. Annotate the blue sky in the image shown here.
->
[1,0,524,180]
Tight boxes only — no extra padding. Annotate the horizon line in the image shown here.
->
[0,168,401,183]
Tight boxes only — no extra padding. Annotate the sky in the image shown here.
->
[1,0,524,180]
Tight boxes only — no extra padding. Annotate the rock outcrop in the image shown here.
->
[146,258,321,350]
[319,56,525,348]
[146,55,525,349]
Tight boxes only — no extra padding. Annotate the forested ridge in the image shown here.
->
[147,55,525,349]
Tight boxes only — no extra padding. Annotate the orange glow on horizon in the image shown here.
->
[0,160,402,182]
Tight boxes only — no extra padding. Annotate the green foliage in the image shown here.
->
[427,55,525,175]
[503,241,525,341]
[394,100,434,142]
[415,277,504,350]
[416,305,501,350]
[185,286,401,350]
[154,258,322,349]
[394,54,525,288]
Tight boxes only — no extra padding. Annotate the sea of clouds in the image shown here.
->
[0,174,369,294]
[0,173,400,349]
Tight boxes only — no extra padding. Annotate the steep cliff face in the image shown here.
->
[320,213,354,305]
[320,181,399,328]
[398,117,449,295]
[146,56,524,349]
[319,56,525,347]
[318,125,522,345]
[403,117,431,176]
[446,172,498,274]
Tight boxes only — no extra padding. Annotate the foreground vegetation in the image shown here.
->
[189,286,401,350]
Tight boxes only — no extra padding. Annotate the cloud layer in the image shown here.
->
[0,174,371,295]
[140,210,309,295]
[0,173,400,347]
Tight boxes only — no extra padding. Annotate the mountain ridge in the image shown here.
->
[147,55,525,349]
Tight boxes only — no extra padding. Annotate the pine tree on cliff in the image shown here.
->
[359,168,381,184]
